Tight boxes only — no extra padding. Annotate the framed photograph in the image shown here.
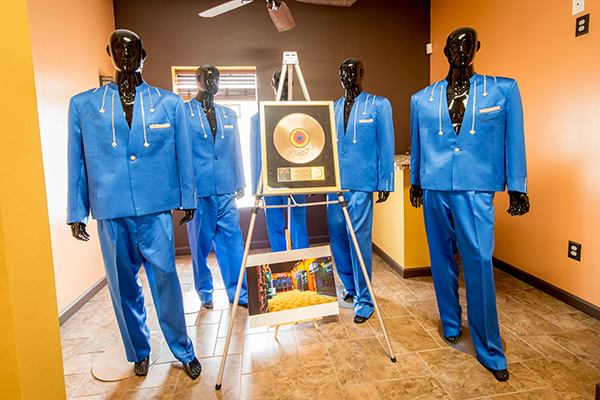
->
[260,101,341,195]
[246,246,339,328]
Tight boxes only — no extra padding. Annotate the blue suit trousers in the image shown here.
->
[96,212,195,364]
[186,194,247,305]
[423,190,507,370]
[327,191,374,318]
[264,195,309,252]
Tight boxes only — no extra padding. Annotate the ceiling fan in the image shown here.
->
[199,0,357,32]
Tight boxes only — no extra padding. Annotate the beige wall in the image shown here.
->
[27,0,115,312]
[373,168,430,270]
[431,1,600,307]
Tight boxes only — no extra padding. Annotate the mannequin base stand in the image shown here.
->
[336,285,353,309]
[437,325,506,357]
[215,191,397,390]
[92,336,163,381]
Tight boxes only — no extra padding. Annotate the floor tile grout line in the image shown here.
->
[497,322,547,361]
[518,335,593,399]
[511,361,562,397]
[321,332,347,400]
[484,385,565,399]
[69,371,92,399]
[542,333,600,374]
[413,351,459,400]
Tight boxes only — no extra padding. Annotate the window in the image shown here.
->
[172,66,259,207]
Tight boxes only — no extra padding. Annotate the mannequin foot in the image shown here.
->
[183,357,202,380]
[202,300,214,310]
[134,355,150,376]
[485,366,509,382]
[354,315,369,324]
[444,330,462,345]
[341,290,353,301]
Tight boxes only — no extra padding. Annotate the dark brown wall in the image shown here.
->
[113,0,430,252]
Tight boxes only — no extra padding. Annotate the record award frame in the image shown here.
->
[260,101,341,195]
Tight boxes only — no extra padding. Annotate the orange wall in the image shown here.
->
[27,0,115,312]
[431,1,600,307]
[1,1,65,397]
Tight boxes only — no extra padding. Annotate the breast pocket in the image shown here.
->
[357,117,376,141]
[148,122,175,146]
[477,105,504,126]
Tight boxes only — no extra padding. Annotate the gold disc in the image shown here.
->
[273,113,325,164]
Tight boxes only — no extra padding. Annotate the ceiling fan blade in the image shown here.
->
[199,0,254,18]
[294,0,356,6]
[268,1,296,32]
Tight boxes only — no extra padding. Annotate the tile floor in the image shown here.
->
[60,251,600,399]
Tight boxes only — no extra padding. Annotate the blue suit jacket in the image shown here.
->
[185,99,245,197]
[67,81,196,223]
[410,73,527,193]
[333,91,395,192]
[249,112,261,195]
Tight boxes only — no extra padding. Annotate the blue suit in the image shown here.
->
[185,99,247,305]
[328,91,395,318]
[67,82,195,364]
[410,73,527,370]
[249,113,309,252]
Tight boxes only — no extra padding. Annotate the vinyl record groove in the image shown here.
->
[273,113,325,164]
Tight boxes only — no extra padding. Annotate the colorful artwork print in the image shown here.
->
[246,246,339,328]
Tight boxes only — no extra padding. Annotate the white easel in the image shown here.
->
[215,51,396,390]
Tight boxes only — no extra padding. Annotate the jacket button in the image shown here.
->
[214,156,218,160]
[454,148,460,153]
[130,155,136,161]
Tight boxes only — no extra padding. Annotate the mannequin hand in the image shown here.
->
[70,222,90,241]
[410,185,423,208]
[236,188,245,200]
[376,191,390,203]
[507,191,530,216]
[179,209,195,225]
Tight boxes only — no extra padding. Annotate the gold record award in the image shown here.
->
[260,101,341,195]
[272,113,325,164]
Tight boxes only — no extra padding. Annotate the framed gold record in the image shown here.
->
[260,101,341,195]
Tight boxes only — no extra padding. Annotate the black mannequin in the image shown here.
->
[69,30,193,242]
[195,64,244,200]
[410,28,530,216]
[340,58,390,203]
[271,69,289,99]
[106,29,145,128]
[195,65,219,141]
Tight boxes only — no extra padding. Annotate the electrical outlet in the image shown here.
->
[568,241,581,261]
[576,14,590,37]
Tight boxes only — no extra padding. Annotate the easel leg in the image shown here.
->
[336,192,396,362]
[285,196,292,251]
[215,196,261,390]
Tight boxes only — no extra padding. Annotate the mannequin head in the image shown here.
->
[271,69,289,100]
[339,58,364,91]
[195,65,220,96]
[444,27,480,70]
[106,29,146,74]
